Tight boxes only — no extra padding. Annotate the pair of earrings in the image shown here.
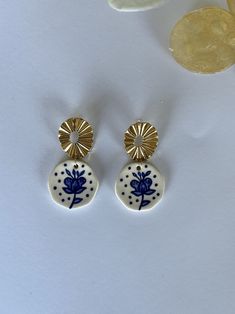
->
[48,117,165,211]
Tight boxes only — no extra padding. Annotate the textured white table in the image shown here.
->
[0,0,235,313]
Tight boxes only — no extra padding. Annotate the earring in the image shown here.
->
[48,117,99,209]
[115,121,164,211]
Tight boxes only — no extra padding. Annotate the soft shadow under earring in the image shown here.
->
[115,121,165,211]
[48,117,99,209]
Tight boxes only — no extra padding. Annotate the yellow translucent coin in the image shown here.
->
[227,0,235,14]
[170,7,235,73]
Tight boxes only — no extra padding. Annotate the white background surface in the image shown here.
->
[0,0,235,313]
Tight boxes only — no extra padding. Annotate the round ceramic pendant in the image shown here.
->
[108,0,165,12]
[48,160,98,209]
[115,162,164,211]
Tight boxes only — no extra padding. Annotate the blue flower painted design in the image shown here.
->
[63,169,87,209]
[130,171,156,210]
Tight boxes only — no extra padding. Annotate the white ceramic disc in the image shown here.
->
[48,160,98,209]
[108,0,165,12]
[115,162,164,211]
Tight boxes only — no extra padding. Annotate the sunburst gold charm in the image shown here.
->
[48,116,98,209]
[58,117,93,160]
[116,121,164,211]
[124,121,158,162]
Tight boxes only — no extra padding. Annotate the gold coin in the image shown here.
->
[170,7,235,73]
[227,0,235,15]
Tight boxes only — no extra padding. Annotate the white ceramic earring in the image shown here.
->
[48,117,99,209]
[108,0,165,12]
[115,121,164,211]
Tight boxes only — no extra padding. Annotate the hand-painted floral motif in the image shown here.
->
[130,171,156,210]
[63,169,87,208]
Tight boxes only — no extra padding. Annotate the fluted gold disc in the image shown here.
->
[170,7,235,73]
[58,117,93,159]
[124,121,158,162]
